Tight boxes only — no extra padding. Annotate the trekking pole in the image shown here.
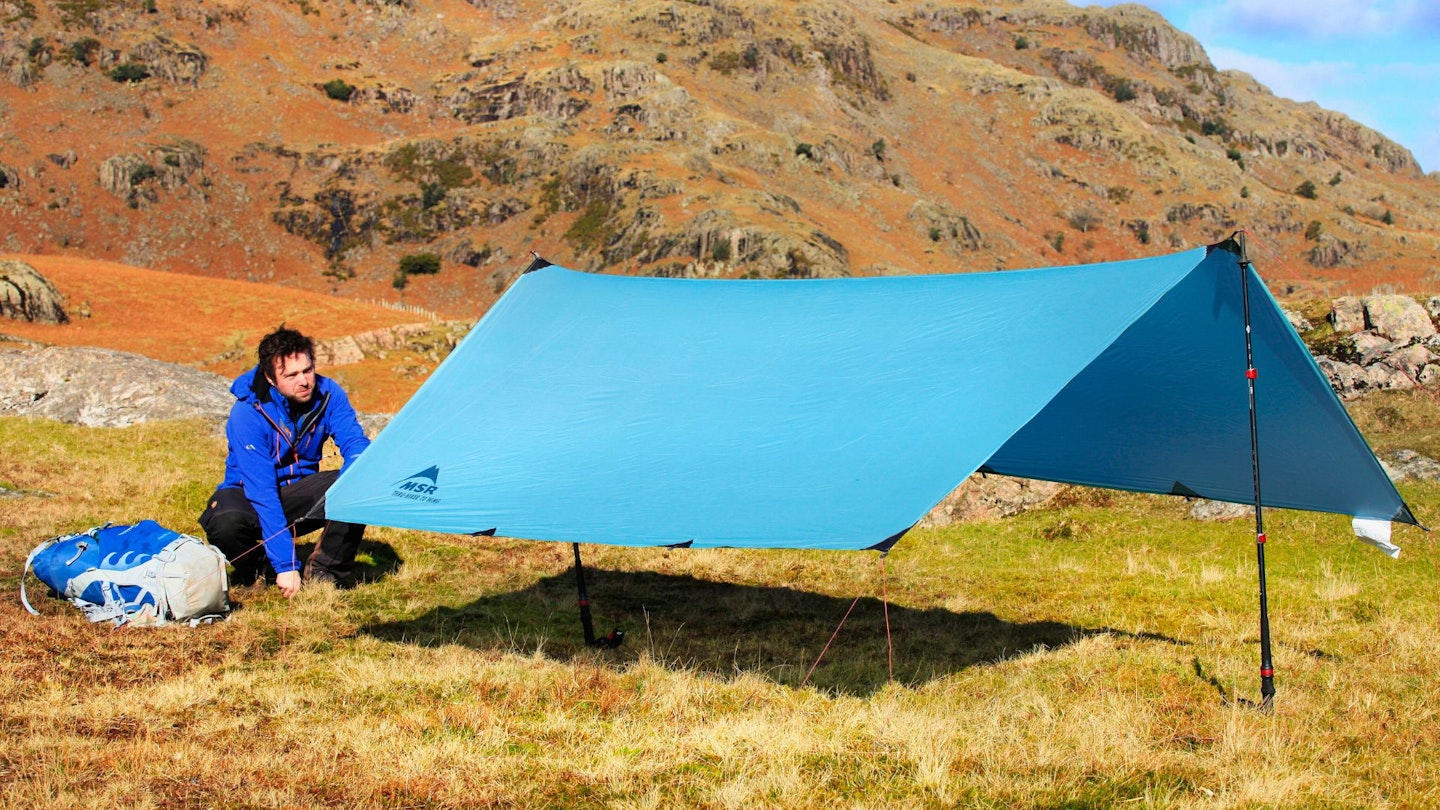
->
[1238,231,1275,710]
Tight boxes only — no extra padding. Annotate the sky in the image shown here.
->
[1086,0,1440,174]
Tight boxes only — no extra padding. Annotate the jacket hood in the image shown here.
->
[230,366,272,404]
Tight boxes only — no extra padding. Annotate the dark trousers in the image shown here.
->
[198,470,365,584]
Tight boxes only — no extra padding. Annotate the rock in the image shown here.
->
[129,36,208,86]
[1351,332,1395,366]
[1280,306,1311,333]
[313,335,365,366]
[1365,363,1415,392]
[1384,344,1435,378]
[357,412,392,439]
[1426,296,1440,323]
[0,259,69,324]
[1363,295,1436,342]
[1189,499,1253,521]
[98,154,150,198]
[1315,357,1364,398]
[1330,296,1365,334]
[1419,365,1440,387]
[0,346,231,427]
[1382,450,1440,481]
[919,473,1062,527]
[1306,234,1358,269]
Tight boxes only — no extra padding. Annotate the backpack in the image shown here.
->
[21,521,231,627]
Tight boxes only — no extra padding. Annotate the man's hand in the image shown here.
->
[276,570,302,598]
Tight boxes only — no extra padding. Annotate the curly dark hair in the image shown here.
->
[257,325,315,383]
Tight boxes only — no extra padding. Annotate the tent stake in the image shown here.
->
[1238,232,1275,710]
[571,542,624,649]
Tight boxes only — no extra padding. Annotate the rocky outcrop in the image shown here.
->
[0,346,231,427]
[920,473,1063,527]
[312,320,472,366]
[0,259,68,324]
[128,35,208,85]
[0,346,394,435]
[1313,295,1440,399]
[1379,449,1440,482]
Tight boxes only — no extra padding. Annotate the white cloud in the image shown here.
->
[1205,47,1351,102]
[1212,0,1440,39]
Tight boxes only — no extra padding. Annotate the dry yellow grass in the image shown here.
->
[4,411,1440,807]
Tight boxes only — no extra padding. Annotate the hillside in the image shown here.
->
[0,253,437,411]
[2,0,1438,317]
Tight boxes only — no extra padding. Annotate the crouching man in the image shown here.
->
[199,326,370,597]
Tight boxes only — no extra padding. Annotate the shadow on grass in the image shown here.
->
[230,539,404,608]
[359,567,1184,695]
[294,538,405,585]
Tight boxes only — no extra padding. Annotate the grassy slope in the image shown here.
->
[0,254,443,413]
[2,405,1439,807]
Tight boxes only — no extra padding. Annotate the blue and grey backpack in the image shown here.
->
[21,521,231,626]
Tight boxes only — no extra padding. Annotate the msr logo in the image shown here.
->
[391,465,442,503]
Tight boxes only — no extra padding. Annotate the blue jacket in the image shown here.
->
[220,366,370,573]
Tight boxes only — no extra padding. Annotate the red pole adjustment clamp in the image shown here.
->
[1260,667,1274,677]
[1256,532,1267,544]
[1246,368,1258,379]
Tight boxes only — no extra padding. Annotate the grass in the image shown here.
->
[4,407,1440,807]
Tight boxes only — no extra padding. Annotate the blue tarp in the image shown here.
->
[323,241,1415,551]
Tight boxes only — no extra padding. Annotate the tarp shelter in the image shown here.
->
[324,239,1416,550]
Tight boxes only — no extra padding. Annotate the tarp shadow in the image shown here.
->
[360,567,1183,695]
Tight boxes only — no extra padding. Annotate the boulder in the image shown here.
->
[1189,499,1252,521]
[0,346,231,427]
[919,473,1062,526]
[1351,332,1395,366]
[1280,306,1311,333]
[1381,450,1440,482]
[1363,295,1436,342]
[0,259,69,324]
[1329,296,1365,334]
[1384,344,1435,378]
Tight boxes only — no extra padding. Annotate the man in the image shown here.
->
[199,326,370,598]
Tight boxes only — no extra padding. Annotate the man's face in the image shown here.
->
[269,352,316,405]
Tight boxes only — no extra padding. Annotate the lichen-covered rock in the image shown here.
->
[1189,499,1252,521]
[1363,294,1436,342]
[0,259,68,324]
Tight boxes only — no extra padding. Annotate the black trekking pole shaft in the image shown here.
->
[1238,232,1275,709]
[572,542,598,647]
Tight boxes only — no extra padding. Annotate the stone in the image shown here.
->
[1384,344,1436,379]
[919,473,1062,526]
[1365,363,1415,392]
[0,259,69,324]
[1351,332,1395,366]
[0,346,231,427]
[1363,294,1436,342]
[1382,450,1440,481]
[1329,296,1365,334]
[1280,306,1311,333]
[1189,499,1253,521]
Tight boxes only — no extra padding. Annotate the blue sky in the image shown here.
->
[1087,0,1440,173]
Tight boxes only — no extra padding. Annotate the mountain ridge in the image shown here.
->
[1,0,1436,316]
